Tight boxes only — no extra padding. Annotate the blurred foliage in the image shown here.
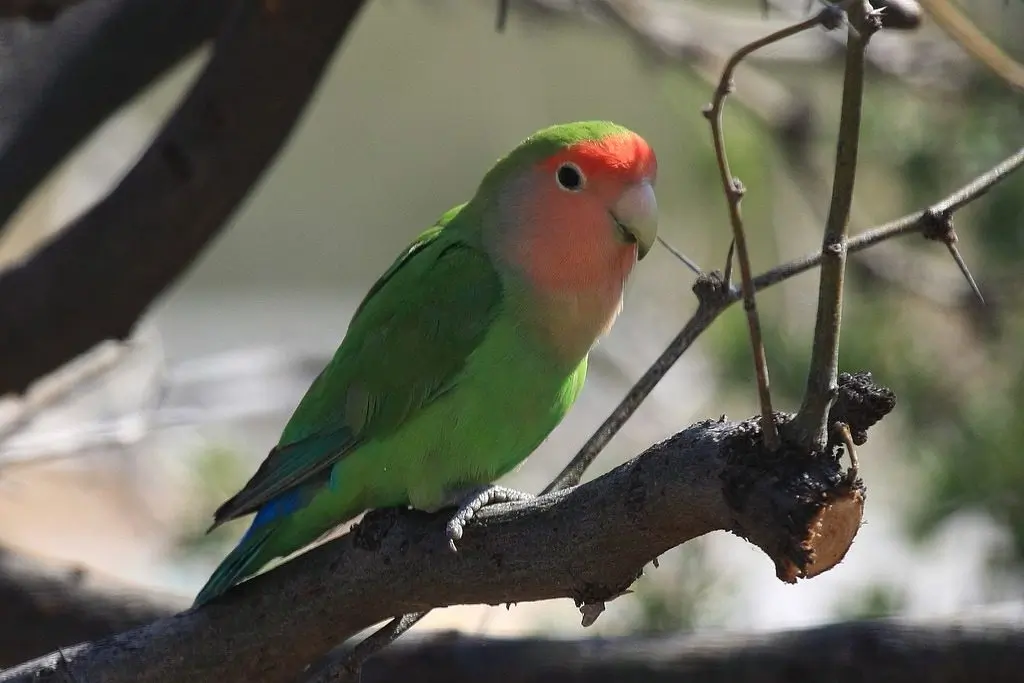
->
[832,582,908,621]
[170,444,250,563]
[625,542,733,634]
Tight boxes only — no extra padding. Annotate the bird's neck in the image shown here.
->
[507,269,630,367]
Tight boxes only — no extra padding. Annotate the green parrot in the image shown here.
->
[193,121,659,606]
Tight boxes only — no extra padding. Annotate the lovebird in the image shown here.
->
[193,121,659,606]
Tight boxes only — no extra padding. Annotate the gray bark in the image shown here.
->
[0,373,895,683]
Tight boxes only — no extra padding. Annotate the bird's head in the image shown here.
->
[474,121,659,294]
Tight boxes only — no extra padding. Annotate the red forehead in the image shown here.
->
[540,132,657,184]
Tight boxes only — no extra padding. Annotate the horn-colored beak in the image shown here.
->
[611,180,658,260]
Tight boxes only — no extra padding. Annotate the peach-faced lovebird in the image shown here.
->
[194,121,659,606]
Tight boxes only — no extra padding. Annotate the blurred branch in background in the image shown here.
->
[0,0,89,21]
[0,0,370,397]
[340,615,1024,683]
[0,546,182,667]
[919,0,1024,91]
[0,0,231,237]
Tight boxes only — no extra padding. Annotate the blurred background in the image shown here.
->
[1,0,1022,641]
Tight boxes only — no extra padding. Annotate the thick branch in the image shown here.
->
[0,0,231,231]
[0,374,895,683]
[0,548,181,667]
[0,0,370,397]
[340,619,1024,683]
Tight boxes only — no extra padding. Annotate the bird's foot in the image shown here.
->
[444,485,534,553]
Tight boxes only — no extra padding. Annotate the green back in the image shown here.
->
[211,206,502,525]
[210,121,628,526]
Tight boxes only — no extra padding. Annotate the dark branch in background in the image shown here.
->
[0,0,87,21]
[0,0,232,234]
[919,0,1024,91]
[791,2,879,452]
[334,619,1024,683]
[0,0,371,397]
[0,372,895,683]
[0,547,181,667]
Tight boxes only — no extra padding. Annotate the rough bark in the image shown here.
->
[0,373,894,683]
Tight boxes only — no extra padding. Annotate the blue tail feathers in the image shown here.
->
[192,522,276,607]
[193,491,306,607]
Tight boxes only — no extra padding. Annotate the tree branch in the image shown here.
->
[0,0,371,397]
[0,372,895,683]
[331,618,1024,683]
[0,547,181,667]
[752,145,1024,291]
[0,0,231,233]
[792,2,879,452]
[701,7,841,451]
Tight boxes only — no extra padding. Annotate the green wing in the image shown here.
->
[210,206,502,527]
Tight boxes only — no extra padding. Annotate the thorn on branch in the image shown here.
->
[920,209,985,304]
[723,239,736,289]
[870,0,923,30]
[307,613,426,683]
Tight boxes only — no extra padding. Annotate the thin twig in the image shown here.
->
[702,7,845,450]
[656,235,703,276]
[54,648,79,683]
[310,613,426,683]
[753,146,1024,293]
[792,1,879,452]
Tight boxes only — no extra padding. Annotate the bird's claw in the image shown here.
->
[444,485,534,553]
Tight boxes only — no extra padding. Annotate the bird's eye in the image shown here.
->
[555,163,585,192]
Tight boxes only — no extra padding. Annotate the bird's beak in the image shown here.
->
[611,180,658,260]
